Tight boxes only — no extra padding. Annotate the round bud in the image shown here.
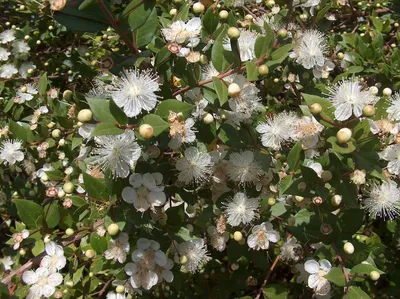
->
[48,25,54,31]
[89,272,94,277]
[63,90,73,100]
[27,68,34,75]
[228,83,241,97]
[19,5,25,10]
[44,235,51,243]
[321,170,333,182]
[19,248,26,256]
[65,281,74,288]
[193,2,205,14]
[233,231,243,241]
[231,263,239,271]
[369,86,379,95]
[107,223,119,236]
[337,52,345,60]
[85,249,96,258]
[186,224,194,232]
[245,14,253,21]
[227,27,240,40]
[267,197,276,206]
[258,65,269,76]
[51,129,61,138]
[58,139,65,147]
[20,86,28,93]
[180,255,188,264]
[273,78,279,83]
[383,87,392,97]
[395,23,399,28]
[331,194,342,206]
[5,22,10,26]
[363,105,375,117]
[277,28,288,38]
[186,205,195,214]
[370,270,380,281]
[310,103,322,115]
[295,196,304,202]
[297,182,307,191]
[391,43,396,48]
[77,109,93,123]
[169,8,177,16]
[63,182,74,194]
[24,35,30,40]
[36,40,41,45]
[199,54,208,64]
[266,0,275,6]
[67,70,73,75]
[65,228,74,236]
[41,174,49,182]
[116,285,125,294]
[219,10,229,19]
[139,124,154,139]
[300,14,308,21]
[203,113,214,124]
[336,128,352,144]
[343,242,354,254]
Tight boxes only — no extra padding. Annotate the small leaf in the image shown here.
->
[270,202,286,217]
[140,114,170,137]
[90,123,124,137]
[14,199,43,229]
[156,99,194,120]
[38,72,48,96]
[327,136,357,154]
[109,99,128,125]
[73,266,85,285]
[325,267,346,286]
[45,202,60,228]
[87,98,117,123]
[287,143,303,171]
[254,34,274,59]
[212,77,229,106]
[83,173,110,201]
[32,240,45,257]
[90,233,108,253]
[345,287,371,299]
[262,284,288,299]
[245,62,259,82]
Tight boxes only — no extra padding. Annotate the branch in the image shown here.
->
[332,243,350,293]
[88,277,114,298]
[255,254,281,299]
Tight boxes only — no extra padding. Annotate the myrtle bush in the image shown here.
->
[1,0,400,298]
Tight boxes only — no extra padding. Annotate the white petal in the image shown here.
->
[308,274,320,289]
[319,259,331,272]
[22,229,30,239]
[154,251,167,267]
[124,262,137,276]
[162,270,174,283]
[47,273,63,286]
[129,173,143,188]
[148,191,166,207]
[304,260,319,274]
[41,285,55,298]
[121,187,137,204]
[137,238,150,250]
[316,278,331,295]
[267,231,281,243]
[22,270,38,285]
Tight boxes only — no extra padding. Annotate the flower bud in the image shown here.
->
[169,8,177,16]
[363,105,375,117]
[199,54,208,64]
[321,170,332,181]
[85,249,96,258]
[337,52,345,59]
[193,2,205,14]
[180,255,188,264]
[58,190,65,198]
[77,109,93,122]
[219,10,229,19]
[233,231,243,241]
[139,124,154,139]
[107,223,119,236]
[227,27,240,39]
[336,128,352,144]
[186,205,195,214]
[48,25,54,31]
[258,65,269,76]
[63,89,73,100]
[203,113,214,124]
[277,28,288,38]
[63,182,74,194]
[383,87,392,97]
[231,263,239,271]
[310,103,322,115]
[343,242,354,254]
[89,272,94,277]
[65,281,73,288]
[267,197,276,206]
[116,285,125,294]
[58,139,65,146]
[369,86,379,95]
[65,228,74,236]
[331,194,342,206]
[51,129,61,138]
[313,196,323,205]
[19,248,26,256]
[370,270,380,281]
[228,83,241,97]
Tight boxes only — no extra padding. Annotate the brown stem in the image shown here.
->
[255,254,282,299]
[88,277,114,298]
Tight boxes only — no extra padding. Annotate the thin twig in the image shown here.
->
[255,254,281,299]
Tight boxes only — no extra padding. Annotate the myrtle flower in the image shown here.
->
[15,83,38,104]
[290,30,327,70]
[1,256,13,270]
[110,69,159,118]
[0,47,10,61]
[207,226,229,252]
[0,63,18,78]
[247,222,280,250]
[368,118,399,135]
[12,40,30,57]
[107,292,126,299]
[40,242,66,273]
[104,232,130,264]
[294,0,321,16]
[387,93,400,121]
[175,147,214,185]
[363,180,400,220]
[226,151,263,186]
[91,130,141,178]
[185,88,208,120]
[313,60,335,79]
[380,144,400,176]
[223,29,257,62]
[121,173,166,212]
[161,17,202,47]
[177,239,210,273]
[22,267,63,299]
[0,29,16,44]
[293,116,324,149]
[255,14,281,32]
[168,113,196,149]
[0,139,24,166]
[327,79,378,121]
[256,111,297,150]
[19,62,37,79]
[280,237,302,262]
[350,169,366,185]
[223,192,259,226]
[304,259,332,296]
[124,238,173,290]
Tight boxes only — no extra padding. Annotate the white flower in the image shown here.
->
[256,111,297,150]
[19,62,37,79]
[175,147,214,185]
[304,259,332,296]
[104,232,130,263]
[0,29,16,43]
[22,267,63,299]
[40,242,66,273]
[125,238,172,290]
[305,161,323,177]
[0,47,11,61]
[255,14,281,32]
[280,237,302,261]
[1,256,14,270]
[380,144,400,176]
[161,17,202,47]
[226,151,263,185]
[350,169,366,185]
[15,83,38,104]
[185,88,208,119]
[12,40,30,56]
[293,116,324,149]
[207,226,229,251]
[0,63,18,78]
[110,69,159,118]
[223,192,259,226]
[0,139,24,166]
[223,29,257,62]
[247,222,280,250]
[168,117,196,149]
[387,93,400,121]
[91,130,141,178]
[107,291,126,299]
[295,0,321,16]
[363,180,400,220]
[313,60,335,79]
[327,79,378,121]
[78,123,96,140]
[122,173,166,212]
[177,239,210,273]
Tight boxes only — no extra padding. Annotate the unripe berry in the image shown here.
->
[267,197,276,206]
[331,194,342,206]
[219,10,229,19]
[363,105,375,117]
[36,40,41,45]
[370,270,380,281]
[63,90,73,100]
[89,272,94,277]
[203,113,214,124]
[116,285,125,294]
[336,128,352,144]
[233,231,243,241]
[52,129,61,138]
[277,28,288,38]
[85,249,96,258]
[228,83,241,97]
[65,228,74,236]
[65,281,74,288]
[321,170,333,182]
[186,224,194,232]
[107,223,119,236]
[180,255,188,264]
[231,263,239,271]
[27,68,34,75]
[227,27,240,39]
[258,65,269,76]
[169,8,177,16]
[245,14,253,21]
[343,242,354,254]
[383,87,392,97]
[63,182,74,193]
[310,103,322,115]
[199,54,208,64]
[193,2,205,14]
[139,124,154,139]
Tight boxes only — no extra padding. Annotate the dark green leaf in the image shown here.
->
[83,173,110,201]
[212,77,229,105]
[140,114,170,137]
[87,98,117,123]
[156,99,194,119]
[45,202,60,228]
[14,199,43,229]
[90,123,124,137]
[325,267,346,286]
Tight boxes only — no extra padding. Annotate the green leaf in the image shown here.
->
[294,209,313,226]
[135,8,158,48]
[287,143,303,171]
[32,240,45,257]
[87,98,117,123]
[38,72,48,96]
[90,123,124,137]
[73,266,85,285]
[14,199,43,229]
[262,284,288,299]
[155,46,171,67]
[300,165,320,185]
[45,202,60,228]
[255,150,271,173]
[327,136,357,154]
[125,0,155,31]
[212,77,229,105]
[202,6,219,34]
[270,202,286,217]
[140,114,170,137]
[156,99,194,120]
[351,264,384,276]
[345,287,371,299]
[211,25,236,72]
[45,170,64,180]
[254,33,274,59]
[325,267,346,286]
[265,44,293,67]
[90,233,108,253]
[109,99,128,125]
[83,173,110,201]
[9,120,36,143]
[302,93,335,127]
[245,62,259,82]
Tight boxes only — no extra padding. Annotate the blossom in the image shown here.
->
[0,47,10,61]
[387,93,400,121]
[15,83,38,104]
[168,114,196,149]
[223,29,257,62]
[280,237,302,261]
[91,130,141,178]
[223,192,259,226]
[12,40,30,57]
[177,239,210,273]
[110,69,159,118]
[121,173,166,212]
[380,144,400,176]
[327,79,378,121]
[40,242,66,273]
[304,259,332,296]
[22,267,63,299]
[293,116,324,148]
[247,222,280,250]
[175,147,214,185]
[0,63,18,78]
[207,226,229,251]
[185,88,208,119]
[105,232,130,263]
[0,29,16,44]
[19,62,37,79]
[1,256,13,270]
[0,139,24,166]
[363,180,400,220]
[350,169,366,185]
[161,17,202,47]
[290,30,327,70]
[256,112,297,150]
[294,0,321,16]
[226,151,263,185]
